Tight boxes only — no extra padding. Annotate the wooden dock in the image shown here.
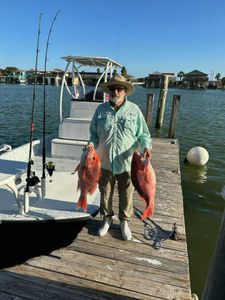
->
[0,138,192,299]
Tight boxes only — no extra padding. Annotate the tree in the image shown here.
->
[113,69,118,76]
[177,71,185,82]
[4,66,18,75]
[221,77,225,88]
[215,73,221,81]
[121,66,127,77]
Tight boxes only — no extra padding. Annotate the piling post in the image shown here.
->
[201,210,225,300]
[168,95,181,139]
[155,75,169,128]
[145,94,154,128]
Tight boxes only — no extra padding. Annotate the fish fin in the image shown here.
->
[73,163,80,174]
[76,198,88,212]
[88,183,98,195]
[76,180,80,191]
[81,165,87,180]
[141,201,155,220]
[144,171,151,184]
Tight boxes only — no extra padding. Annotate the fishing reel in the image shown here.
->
[26,171,40,187]
[45,161,55,177]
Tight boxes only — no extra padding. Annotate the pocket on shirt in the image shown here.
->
[98,116,111,134]
[123,116,136,133]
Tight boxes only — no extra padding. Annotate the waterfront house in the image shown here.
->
[145,71,175,88]
[183,70,208,89]
[0,69,6,83]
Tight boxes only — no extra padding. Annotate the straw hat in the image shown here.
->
[100,75,135,96]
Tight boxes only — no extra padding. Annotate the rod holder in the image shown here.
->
[24,191,30,213]
[41,177,46,198]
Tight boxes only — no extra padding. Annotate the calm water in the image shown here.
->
[0,83,225,297]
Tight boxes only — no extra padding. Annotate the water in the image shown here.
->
[0,83,225,297]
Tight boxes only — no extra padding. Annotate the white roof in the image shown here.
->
[61,56,122,68]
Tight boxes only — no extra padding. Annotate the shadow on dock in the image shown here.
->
[0,220,86,269]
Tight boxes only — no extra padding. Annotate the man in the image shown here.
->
[87,75,152,240]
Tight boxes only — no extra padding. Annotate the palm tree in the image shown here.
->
[121,66,127,77]
[215,73,221,81]
[221,77,225,88]
[113,69,118,76]
[177,71,185,82]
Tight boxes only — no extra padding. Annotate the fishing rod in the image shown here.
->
[41,10,60,197]
[24,13,42,213]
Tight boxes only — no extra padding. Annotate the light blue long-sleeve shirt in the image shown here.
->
[89,100,152,174]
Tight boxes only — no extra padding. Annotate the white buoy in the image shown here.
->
[186,146,209,166]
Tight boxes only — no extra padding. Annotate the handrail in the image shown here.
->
[93,69,106,100]
[59,61,70,123]
[60,56,122,121]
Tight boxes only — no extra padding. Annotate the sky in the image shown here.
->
[1,0,225,78]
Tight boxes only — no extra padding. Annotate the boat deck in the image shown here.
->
[0,156,99,222]
[0,138,192,299]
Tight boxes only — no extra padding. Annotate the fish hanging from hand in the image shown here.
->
[131,151,156,220]
[75,148,101,212]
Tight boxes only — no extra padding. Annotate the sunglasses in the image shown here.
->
[108,86,126,93]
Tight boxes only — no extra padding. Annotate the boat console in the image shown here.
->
[51,56,122,159]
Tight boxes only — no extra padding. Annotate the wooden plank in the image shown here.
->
[78,219,187,253]
[2,267,158,300]
[6,250,191,300]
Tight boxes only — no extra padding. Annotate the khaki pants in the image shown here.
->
[99,169,134,221]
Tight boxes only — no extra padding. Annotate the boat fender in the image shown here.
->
[186,146,209,166]
[0,144,12,154]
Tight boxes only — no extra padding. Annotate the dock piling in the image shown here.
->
[145,93,154,129]
[168,95,181,139]
[155,75,169,128]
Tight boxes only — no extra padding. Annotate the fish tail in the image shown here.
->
[141,201,154,220]
[76,197,88,212]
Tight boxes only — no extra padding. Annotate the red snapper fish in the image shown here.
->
[131,151,156,220]
[75,148,101,212]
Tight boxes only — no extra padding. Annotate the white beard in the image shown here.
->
[110,96,123,105]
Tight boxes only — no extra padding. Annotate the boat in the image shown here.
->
[18,79,27,84]
[0,56,122,224]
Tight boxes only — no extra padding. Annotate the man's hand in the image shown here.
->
[83,144,94,151]
[143,148,152,160]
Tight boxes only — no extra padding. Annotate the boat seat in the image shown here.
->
[51,138,86,160]
[0,159,27,211]
[59,117,91,140]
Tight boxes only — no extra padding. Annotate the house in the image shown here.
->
[183,70,208,89]
[145,71,175,88]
